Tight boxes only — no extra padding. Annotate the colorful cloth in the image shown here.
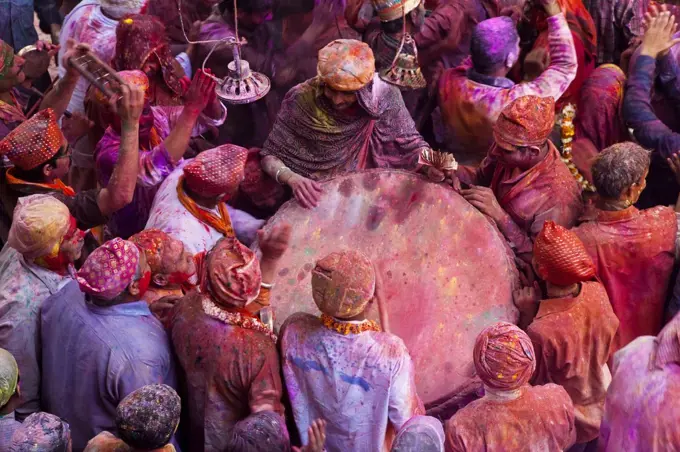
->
[493,96,555,149]
[317,39,375,92]
[84,431,176,452]
[473,322,535,391]
[599,331,680,450]
[437,13,577,166]
[281,312,423,451]
[227,411,290,452]
[41,280,178,450]
[0,109,63,171]
[262,74,427,179]
[462,142,583,256]
[311,250,375,319]
[8,412,70,452]
[445,384,576,451]
[391,416,445,452]
[145,162,265,252]
[591,0,648,64]
[99,0,145,19]
[533,220,596,286]
[116,384,180,450]
[76,238,140,300]
[168,291,284,450]
[0,247,71,420]
[0,41,14,81]
[372,0,420,21]
[112,14,184,99]
[0,91,27,143]
[7,194,70,260]
[203,237,261,309]
[0,349,17,408]
[527,281,618,443]
[183,144,249,198]
[573,206,677,352]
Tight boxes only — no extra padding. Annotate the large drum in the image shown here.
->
[255,170,519,415]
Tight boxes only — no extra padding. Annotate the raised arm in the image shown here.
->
[96,85,142,216]
[38,39,87,118]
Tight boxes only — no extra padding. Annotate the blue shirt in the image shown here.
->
[40,281,178,451]
[0,0,61,51]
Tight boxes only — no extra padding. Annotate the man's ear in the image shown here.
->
[153,273,169,287]
[128,280,141,297]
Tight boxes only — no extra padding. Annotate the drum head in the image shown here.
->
[255,169,519,411]
[17,46,50,80]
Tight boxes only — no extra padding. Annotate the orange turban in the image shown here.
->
[203,237,262,308]
[183,145,248,199]
[317,40,375,92]
[312,250,376,319]
[493,95,555,150]
[0,109,64,170]
[473,322,536,391]
[534,221,596,286]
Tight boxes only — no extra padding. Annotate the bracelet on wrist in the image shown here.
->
[275,166,291,184]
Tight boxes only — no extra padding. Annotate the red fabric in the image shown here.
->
[183,145,249,199]
[530,0,596,57]
[239,149,286,210]
[527,281,618,442]
[493,95,555,149]
[203,237,261,309]
[0,109,64,170]
[129,228,171,274]
[534,220,596,286]
[573,206,677,352]
[473,322,536,391]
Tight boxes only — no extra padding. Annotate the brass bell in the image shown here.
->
[215,46,271,105]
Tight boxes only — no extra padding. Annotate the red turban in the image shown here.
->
[0,109,64,170]
[76,238,140,300]
[183,145,248,199]
[312,250,376,319]
[534,221,596,286]
[473,322,536,391]
[493,96,555,150]
[202,237,261,308]
[129,228,172,275]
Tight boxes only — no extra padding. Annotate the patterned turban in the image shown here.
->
[7,195,71,260]
[0,348,18,408]
[116,384,181,449]
[77,238,141,300]
[183,145,248,199]
[9,412,71,452]
[0,109,64,170]
[392,416,445,452]
[473,322,536,391]
[203,237,262,308]
[317,40,375,92]
[493,96,555,150]
[372,0,421,22]
[129,228,172,275]
[0,40,15,81]
[227,411,290,452]
[534,221,596,286]
[312,250,376,319]
[100,0,146,19]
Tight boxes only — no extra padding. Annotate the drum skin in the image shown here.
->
[254,169,519,413]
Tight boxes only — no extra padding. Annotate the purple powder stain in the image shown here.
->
[362,173,380,191]
[366,205,387,231]
[279,268,290,277]
[338,179,354,197]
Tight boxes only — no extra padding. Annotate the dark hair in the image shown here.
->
[470,17,519,74]
[219,0,272,14]
[381,17,405,34]
[11,150,64,183]
[592,142,651,199]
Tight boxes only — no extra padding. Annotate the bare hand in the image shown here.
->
[640,11,680,58]
[461,185,507,223]
[667,152,680,184]
[258,223,292,263]
[513,283,540,313]
[311,0,344,30]
[293,419,327,452]
[61,111,94,143]
[184,69,217,114]
[444,169,462,191]
[149,295,183,324]
[426,166,445,183]
[288,173,323,209]
[35,40,59,58]
[114,83,145,124]
[62,39,91,78]
[540,0,561,17]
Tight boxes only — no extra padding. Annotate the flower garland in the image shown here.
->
[320,313,381,335]
[202,298,277,344]
[559,104,596,193]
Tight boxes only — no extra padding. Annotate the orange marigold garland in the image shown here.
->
[559,104,596,193]
[202,297,277,343]
[320,313,381,335]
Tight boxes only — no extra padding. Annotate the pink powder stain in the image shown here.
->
[338,179,354,197]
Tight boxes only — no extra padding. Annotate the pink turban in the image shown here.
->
[0,109,64,170]
[77,238,140,300]
[183,145,249,199]
[7,195,71,259]
[317,40,375,92]
[202,237,261,308]
[473,322,536,391]
[312,250,376,319]
[534,221,596,286]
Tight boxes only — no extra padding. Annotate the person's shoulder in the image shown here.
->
[527,382,572,406]
[641,205,676,222]
[43,280,83,310]
[280,312,322,339]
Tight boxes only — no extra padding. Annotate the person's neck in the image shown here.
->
[183,182,219,210]
[596,197,633,212]
[546,282,580,299]
[142,286,183,304]
[483,384,522,401]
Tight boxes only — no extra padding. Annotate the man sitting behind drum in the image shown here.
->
[458,95,584,263]
[260,39,450,208]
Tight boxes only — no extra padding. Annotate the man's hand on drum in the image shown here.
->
[422,167,461,190]
[461,185,508,224]
[287,173,323,209]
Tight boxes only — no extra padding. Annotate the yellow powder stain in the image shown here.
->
[466,313,473,320]
[311,228,321,241]
[437,322,446,333]
[444,277,458,297]
[440,218,446,227]
[437,267,446,278]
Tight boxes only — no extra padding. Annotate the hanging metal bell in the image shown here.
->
[215,47,271,105]
[380,52,427,90]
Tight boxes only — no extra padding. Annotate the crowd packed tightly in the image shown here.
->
[1,0,680,448]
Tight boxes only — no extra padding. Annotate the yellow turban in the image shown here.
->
[0,348,18,408]
[7,194,71,260]
[317,39,375,92]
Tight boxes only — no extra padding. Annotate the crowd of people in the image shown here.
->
[0,0,680,448]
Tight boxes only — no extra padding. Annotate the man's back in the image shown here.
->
[41,280,176,450]
[280,312,422,452]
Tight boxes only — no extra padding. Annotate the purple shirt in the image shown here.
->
[40,281,178,451]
